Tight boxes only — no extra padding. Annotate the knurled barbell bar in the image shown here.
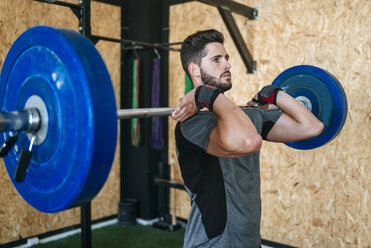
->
[0,26,347,213]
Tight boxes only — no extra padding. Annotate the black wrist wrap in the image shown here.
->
[252,85,282,105]
[270,87,282,105]
[194,85,222,112]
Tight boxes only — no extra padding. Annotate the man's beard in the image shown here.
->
[200,69,232,92]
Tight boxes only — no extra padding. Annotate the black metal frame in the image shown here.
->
[170,0,258,73]
[81,202,92,248]
[218,7,256,73]
[90,34,180,51]
[198,0,258,20]
[34,0,90,35]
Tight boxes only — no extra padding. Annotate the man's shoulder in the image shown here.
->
[176,112,217,150]
[180,111,216,130]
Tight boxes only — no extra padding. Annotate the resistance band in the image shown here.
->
[150,58,163,150]
[131,59,141,147]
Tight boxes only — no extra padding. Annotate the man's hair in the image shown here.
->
[180,29,224,79]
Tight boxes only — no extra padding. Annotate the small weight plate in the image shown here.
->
[272,65,347,150]
[0,26,117,212]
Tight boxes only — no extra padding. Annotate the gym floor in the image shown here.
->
[7,217,293,248]
[31,224,185,248]
[16,221,284,248]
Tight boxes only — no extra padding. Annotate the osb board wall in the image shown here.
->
[0,0,121,243]
[168,0,370,247]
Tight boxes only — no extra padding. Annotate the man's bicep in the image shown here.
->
[266,113,304,142]
[206,128,243,158]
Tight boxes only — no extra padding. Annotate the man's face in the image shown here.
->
[199,42,232,92]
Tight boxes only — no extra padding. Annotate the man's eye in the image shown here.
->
[212,58,219,62]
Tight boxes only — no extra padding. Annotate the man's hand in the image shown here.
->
[246,93,269,111]
[246,85,282,111]
[252,85,282,106]
[171,88,198,122]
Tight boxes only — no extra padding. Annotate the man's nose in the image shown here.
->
[224,60,231,71]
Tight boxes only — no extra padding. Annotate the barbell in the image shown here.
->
[0,26,347,213]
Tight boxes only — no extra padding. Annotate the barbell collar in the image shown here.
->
[0,108,41,133]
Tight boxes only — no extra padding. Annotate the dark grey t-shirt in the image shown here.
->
[175,108,282,248]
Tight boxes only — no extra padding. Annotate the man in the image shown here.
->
[171,29,323,248]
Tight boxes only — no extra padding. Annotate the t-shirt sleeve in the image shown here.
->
[177,112,217,151]
[261,110,283,140]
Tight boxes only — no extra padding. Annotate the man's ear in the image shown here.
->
[188,63,201,79]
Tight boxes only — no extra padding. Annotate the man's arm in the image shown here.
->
[266,90,324,142]
[172,89,262,157]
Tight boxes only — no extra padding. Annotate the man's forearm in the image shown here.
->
[275,91,324,138]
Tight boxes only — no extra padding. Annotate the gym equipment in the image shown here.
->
[0,26,348,212]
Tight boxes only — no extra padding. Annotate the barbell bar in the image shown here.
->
[115,96,313,119]
[0,100,310,132]
[0,26,347,213]
[0,109,40,133]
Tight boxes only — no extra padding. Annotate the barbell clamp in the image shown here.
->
[0,133,19,157]
[14,135,36,183]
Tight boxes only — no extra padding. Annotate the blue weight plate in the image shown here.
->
[0,26,117,212]
[271,65,347,150]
